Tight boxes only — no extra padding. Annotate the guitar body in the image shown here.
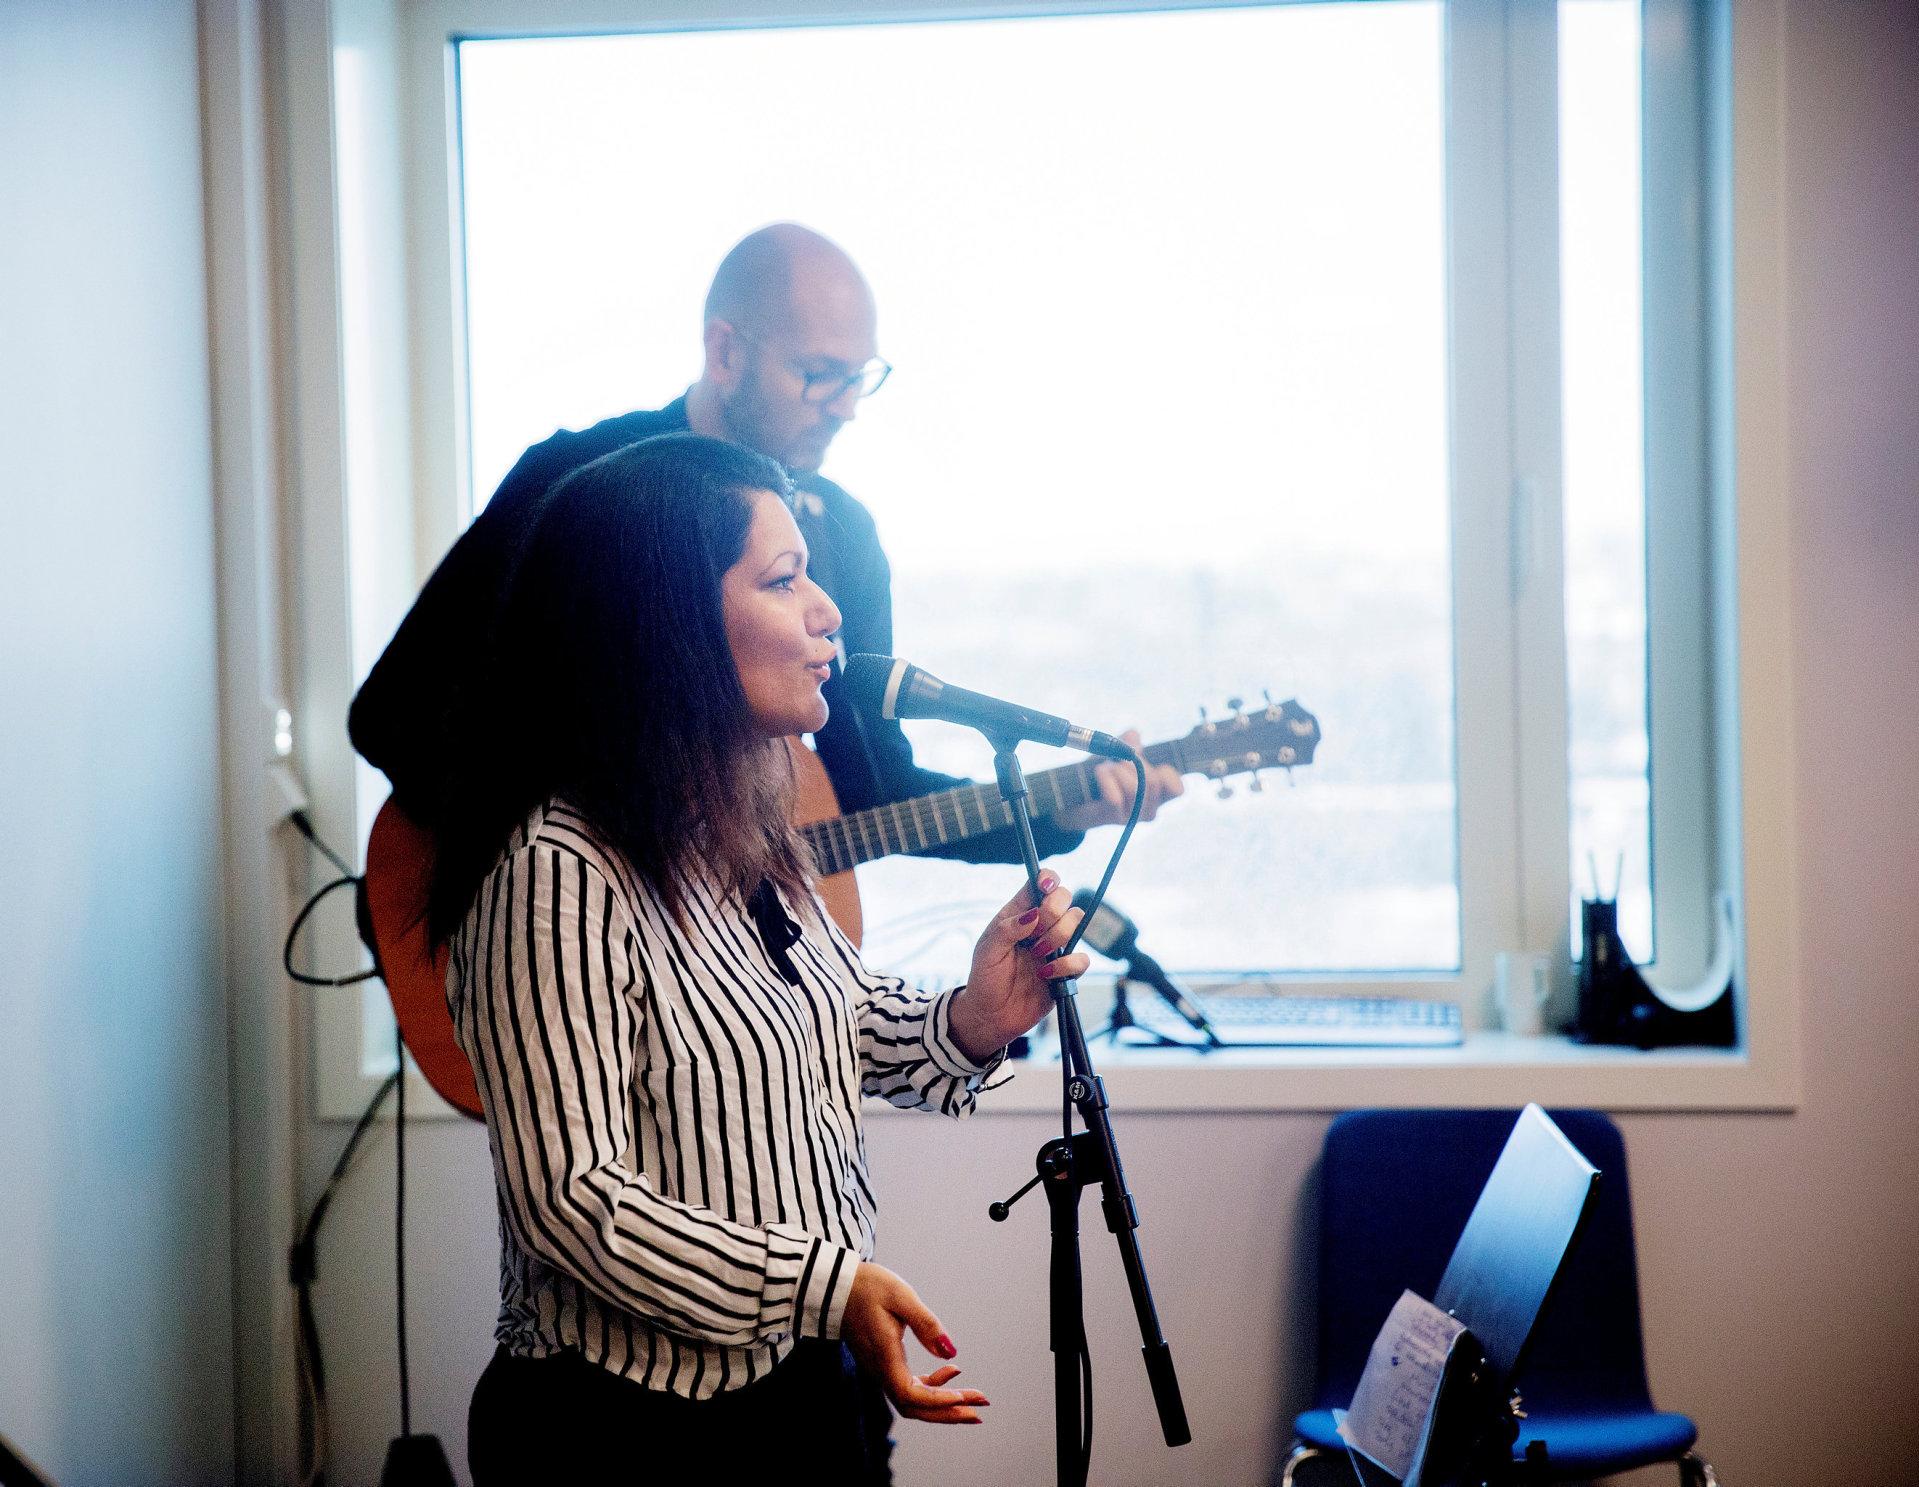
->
[363,797,484,1120]
[786,737,863,947]
[360,746,866,1122]
[360,748,865,1123]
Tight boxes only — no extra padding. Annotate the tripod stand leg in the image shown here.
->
[1049,1169,1087,1487]
[1679,1452,1718,1487]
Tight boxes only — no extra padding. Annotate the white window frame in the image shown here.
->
[290,0,1799,1118]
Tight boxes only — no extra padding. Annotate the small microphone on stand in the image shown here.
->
[1073,890,1223,1047]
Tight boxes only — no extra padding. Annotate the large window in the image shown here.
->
[411,0,1725,1021]
[299,0,1807,1116]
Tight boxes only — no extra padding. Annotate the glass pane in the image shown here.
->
[1560,0,1652,958]
[458,2,1457,985]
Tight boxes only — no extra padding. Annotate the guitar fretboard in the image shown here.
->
[803,741,1184,876]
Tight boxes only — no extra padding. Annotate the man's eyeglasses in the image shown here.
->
[733,327,892,405]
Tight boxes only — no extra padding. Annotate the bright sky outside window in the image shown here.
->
[458,3,1486,986]
[1560,0,1652,959]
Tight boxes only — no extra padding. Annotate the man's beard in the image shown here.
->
[721,373,833,473]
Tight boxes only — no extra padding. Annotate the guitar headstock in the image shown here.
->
[1164,693,1322,797]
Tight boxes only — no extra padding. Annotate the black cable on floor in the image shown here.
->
[292,1070,399,1487]
[394,1019,412,1440]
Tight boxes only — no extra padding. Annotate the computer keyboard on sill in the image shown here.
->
[1125,990,1464,1048]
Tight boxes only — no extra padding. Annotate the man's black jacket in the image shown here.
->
[347,399,1081,866]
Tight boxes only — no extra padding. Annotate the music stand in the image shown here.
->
[1341,1104,1600,1487]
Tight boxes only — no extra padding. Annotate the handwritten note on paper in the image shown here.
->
[1336,1289,1467,1482]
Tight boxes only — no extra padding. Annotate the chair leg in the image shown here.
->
[1279,1442,1323,1487]
[1678,1450,1718,1487]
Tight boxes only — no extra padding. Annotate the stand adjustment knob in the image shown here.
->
[988,1171,1043,1221]
[989,1137,1077,1220]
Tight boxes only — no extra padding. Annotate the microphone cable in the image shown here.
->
[291,1069,398,1487]
[1056,752,1146,959]
[280,807,436,1486]
[282,809,377,988]
[1053,753,1148,1131]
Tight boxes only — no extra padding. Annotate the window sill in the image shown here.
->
[377,1027,1785,1126]
[865,1031,1791,1115]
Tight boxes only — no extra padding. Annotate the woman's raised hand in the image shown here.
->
[842,1262,990,1425]
[947,873,1087,1065]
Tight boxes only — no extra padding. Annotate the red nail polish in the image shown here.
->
[1017,907,1041,925]
[936,1333,957,1359]
[1039,874,1059,892]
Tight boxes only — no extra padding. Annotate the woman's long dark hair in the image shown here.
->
[427,433,814,945]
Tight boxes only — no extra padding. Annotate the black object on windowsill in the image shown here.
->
[1573,896,1737,1049]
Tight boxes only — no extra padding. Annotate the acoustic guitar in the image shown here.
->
[360,695,1321,1120]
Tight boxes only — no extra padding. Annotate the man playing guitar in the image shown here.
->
[351,223,1180,869]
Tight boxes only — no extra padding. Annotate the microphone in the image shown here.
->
[841,654,1135,760]
[1073,889,1222,1045]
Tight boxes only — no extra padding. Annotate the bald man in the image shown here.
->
[351,224,1174,868]
[686,224,880,476]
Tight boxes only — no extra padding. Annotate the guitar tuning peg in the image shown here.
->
[1262,688,1279,717]
[1198,705,1215,735]
[1249,770,1264,794]
[1216,781,1234,801]
[1227,696,1245,724]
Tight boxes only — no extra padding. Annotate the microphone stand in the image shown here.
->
[1087,974,1197,1050]
[983,737,1190,1487]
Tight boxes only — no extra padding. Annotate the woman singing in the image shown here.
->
[430,434,1085,1481]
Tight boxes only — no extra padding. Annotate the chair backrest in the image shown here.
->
[1313,1108,1658,1415]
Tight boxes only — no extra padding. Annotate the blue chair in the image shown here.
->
[1280,1109,1717,1486]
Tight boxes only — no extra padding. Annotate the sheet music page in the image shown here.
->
[1336,1288,1467,1481]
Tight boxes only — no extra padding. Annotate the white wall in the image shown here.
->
[0,3,236,1484]
[304,6,1919,1486]
[27,3,1913,1482]
[0,1,1902,1484]
[2,0,1880,1482]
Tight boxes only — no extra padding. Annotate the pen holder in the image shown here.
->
[1574,896,1736,1049]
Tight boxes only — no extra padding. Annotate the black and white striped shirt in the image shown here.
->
[447,800,999,1398]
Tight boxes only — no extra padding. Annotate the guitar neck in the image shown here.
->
[803,739,1185,876]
